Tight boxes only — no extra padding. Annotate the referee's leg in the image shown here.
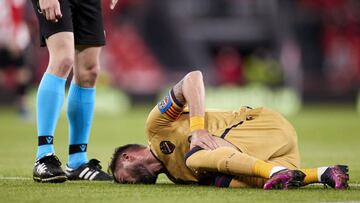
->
[64,44,111,180]
[35,32,75,160]
[33,32,74,183]
[66,45,101,169]
[73,45,101,88]
[46,32,75,78]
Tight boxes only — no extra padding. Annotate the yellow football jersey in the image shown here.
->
[146,89,300,184]
[146,89,250,183]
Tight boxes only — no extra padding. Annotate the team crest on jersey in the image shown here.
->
[158,94,172,113]
[160,141,175,154]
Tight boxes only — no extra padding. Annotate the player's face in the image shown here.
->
[116,156,158,184]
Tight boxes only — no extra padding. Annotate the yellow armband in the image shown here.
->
[190,116,205,132]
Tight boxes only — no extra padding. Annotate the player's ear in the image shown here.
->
[121,153,130,161]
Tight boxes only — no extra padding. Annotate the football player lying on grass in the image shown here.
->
[109,70,349,189]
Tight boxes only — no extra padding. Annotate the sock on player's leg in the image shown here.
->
[36,73,66,160]
[301,167,328,184]
[185,147,285,179]
[67,83,95,169]
[253,161,286,178]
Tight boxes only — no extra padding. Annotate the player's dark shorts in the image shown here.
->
[0,49,26,69]
[31,0,106,47]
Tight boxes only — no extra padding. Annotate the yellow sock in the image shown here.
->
[301,168,318,184]
[252,160,274,178]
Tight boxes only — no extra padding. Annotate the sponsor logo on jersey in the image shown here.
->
[160,141,175,154]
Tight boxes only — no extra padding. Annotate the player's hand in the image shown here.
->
[110,0,119,10]
[190,129,219,150]
[38,0,62,23]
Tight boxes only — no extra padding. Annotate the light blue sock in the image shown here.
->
[36,73,66,160]
[67,83,95,169]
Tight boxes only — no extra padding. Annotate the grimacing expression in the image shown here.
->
[115,158,158,184]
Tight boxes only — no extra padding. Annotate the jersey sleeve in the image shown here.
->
[146,89,185,136]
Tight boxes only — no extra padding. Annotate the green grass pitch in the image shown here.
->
[0,105,359,202]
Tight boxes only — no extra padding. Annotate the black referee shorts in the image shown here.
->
[31,0,106,47]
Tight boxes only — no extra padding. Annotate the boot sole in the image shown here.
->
[33,175,67,183]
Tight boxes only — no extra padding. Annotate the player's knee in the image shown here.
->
[59,56,74,69]
[87,65,99,85]
[77,64,100,87]
[187,70,203,79]
[58,56,74,74]
[48,55,74,77]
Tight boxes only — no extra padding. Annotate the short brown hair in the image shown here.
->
[108,144,146,182]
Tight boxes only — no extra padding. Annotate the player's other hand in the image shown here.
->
[110,0,119,10]
[38,0,62,23]
[190,129,219,150]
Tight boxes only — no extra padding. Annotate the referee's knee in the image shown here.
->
[47,55,74,78]
[76,64,100,87]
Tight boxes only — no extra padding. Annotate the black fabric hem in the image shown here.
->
[220,121,244,139]
[184,146,203,161]
[170,89,184,107]
[40,29,74,47]
[74,40,106,46]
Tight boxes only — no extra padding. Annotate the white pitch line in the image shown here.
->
[311,183,360,187]
[0,176,31,180]
[0,176,359,187]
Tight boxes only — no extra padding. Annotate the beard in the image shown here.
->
[131,163,158,184]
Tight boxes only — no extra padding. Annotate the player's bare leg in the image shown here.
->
[73,45,101,87]
[46,32,75,78]
[64,45,111,181]
[33,32,74,183]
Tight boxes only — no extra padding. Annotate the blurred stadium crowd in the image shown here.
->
[1,0,360,116]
